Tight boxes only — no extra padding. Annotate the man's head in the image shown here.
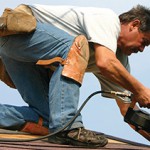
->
[118,5,150,55]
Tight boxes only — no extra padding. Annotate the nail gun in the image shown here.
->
[111,91,150,132]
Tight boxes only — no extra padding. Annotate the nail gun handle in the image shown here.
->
[130,99,136,109]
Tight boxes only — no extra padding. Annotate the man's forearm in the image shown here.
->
[94,44,145,95]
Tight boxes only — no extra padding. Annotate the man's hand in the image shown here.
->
[132,87,150,108]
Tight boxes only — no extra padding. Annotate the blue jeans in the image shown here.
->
[0,22,83,132]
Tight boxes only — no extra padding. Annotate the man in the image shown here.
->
[0,4,150,148]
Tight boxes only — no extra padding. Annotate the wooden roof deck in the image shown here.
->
[0,141,149,150]
[0,129,149,150]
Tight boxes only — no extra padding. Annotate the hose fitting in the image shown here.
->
[110,91,132,98]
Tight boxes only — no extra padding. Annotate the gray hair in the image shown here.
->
[119,5,150,32]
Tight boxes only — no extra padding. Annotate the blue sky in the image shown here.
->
[0,0,150,145]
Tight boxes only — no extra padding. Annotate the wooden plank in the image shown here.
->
[0,133,39,139]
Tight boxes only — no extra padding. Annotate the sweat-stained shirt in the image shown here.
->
[29,4,131,102]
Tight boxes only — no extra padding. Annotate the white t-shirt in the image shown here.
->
[29,4,131,102]
[30,4,120,52]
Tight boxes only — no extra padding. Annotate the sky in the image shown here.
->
[0,0,150,145]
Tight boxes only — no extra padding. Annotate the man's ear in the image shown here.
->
[131,19,141,28]
[129,19,141,31]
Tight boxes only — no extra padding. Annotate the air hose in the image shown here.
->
[0,91,111,142]
[0,90,132,142]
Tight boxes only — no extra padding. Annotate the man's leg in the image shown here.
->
[1,56,50,134]
[0,104,43,130]
[1,22,83,131]
[49,64,82,131]
[0,22,107,147]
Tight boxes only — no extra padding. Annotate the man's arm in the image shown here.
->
[94,43,150,108]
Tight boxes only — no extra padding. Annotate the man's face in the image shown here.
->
[118,20,150,56]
